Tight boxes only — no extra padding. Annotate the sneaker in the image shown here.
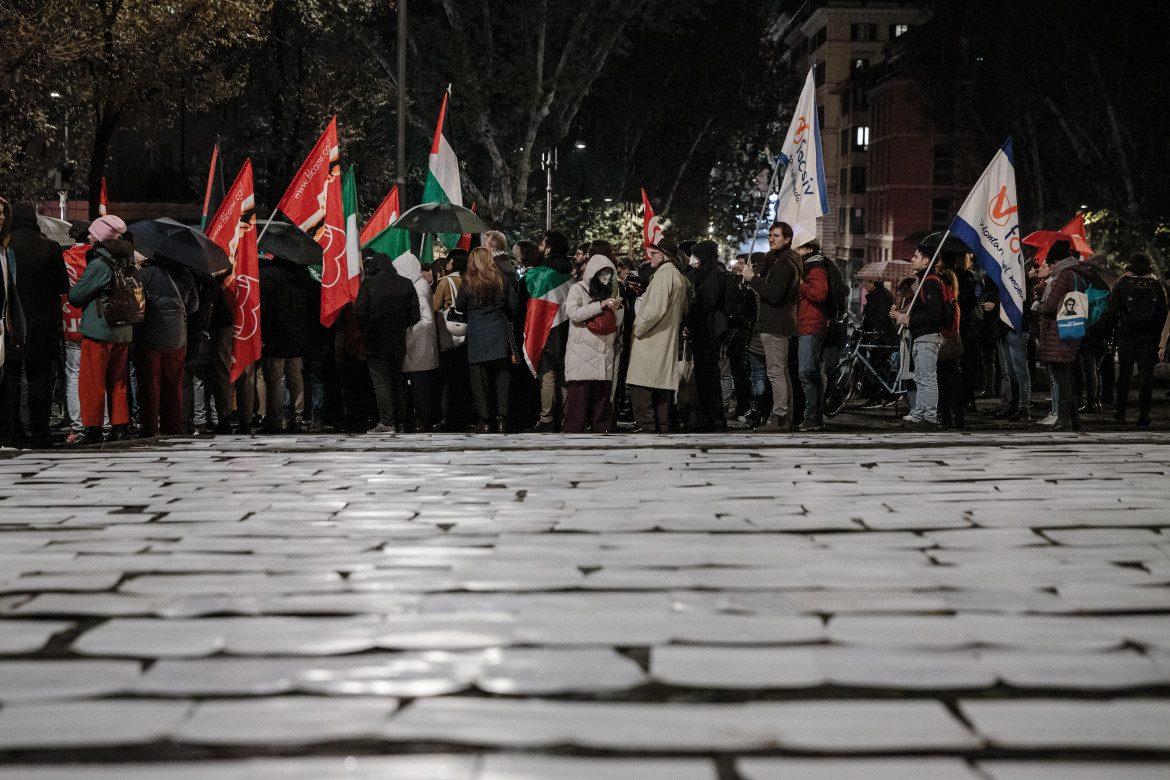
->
[902,414,920,423]
[1038,413,1058,426]
[797,417,825,432]
[366,423,394,434]
[526,421,553,433]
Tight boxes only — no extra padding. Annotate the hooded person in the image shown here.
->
[1110,252,1168,426]
[684,239,728,432]
[258,252,310,433]
[393,251,440,431]
[627,238,691,432]
[355,249,420,433]
[132,253,197,437]
[1,203,69,447]
[1035,240,1083,430]
[562,254,623,433]
[66,214,135,445]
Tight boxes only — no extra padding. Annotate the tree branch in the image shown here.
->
[663,115,713,216]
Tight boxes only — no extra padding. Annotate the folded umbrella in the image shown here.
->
[257,220,324,267]
[127,218,229,275]
[390,202,487,235]
[856,259,915,286]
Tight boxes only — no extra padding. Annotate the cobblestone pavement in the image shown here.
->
[1,432,1170,778]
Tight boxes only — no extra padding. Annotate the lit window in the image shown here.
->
[855,126,870,149]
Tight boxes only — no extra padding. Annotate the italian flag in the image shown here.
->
[359,186,399,247]
[522,265,574,377]
[422,88,462,257]
[342,166,362,285]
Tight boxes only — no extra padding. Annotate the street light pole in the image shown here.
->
[50,91,69,220]
[542,147,557,232]
[396,0,407,197]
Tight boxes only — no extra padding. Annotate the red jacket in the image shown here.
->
[798,264,831,338]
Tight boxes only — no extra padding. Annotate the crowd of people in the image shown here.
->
[1,195,1168,446]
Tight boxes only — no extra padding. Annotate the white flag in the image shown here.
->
[950,139,1025,332]
[776,65,829,246]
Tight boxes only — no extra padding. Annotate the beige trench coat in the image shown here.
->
[626,260,690,390]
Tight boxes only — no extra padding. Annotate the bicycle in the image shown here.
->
[823,329,907,417]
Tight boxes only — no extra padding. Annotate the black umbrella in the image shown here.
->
[127,218,229,275]
[390,202,487,235]
[903,229,970,254]
[257,220,323,266]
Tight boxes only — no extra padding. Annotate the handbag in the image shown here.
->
[585,307,618,336]
[1056,276,1088,342]
[437,277,467,349]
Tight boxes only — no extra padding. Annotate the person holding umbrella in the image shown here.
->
[133,253,198,437]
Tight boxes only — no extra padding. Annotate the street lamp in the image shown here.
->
[50,90,71,219]
[574,141,586,150]
[541,148,558,231]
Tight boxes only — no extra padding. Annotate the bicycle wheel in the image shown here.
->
[823,359,856,418]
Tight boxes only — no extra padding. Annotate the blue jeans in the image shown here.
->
[909,334,942,423]
[747,352,767,415]
[798,334,824,420]
[1003,329,1030,410]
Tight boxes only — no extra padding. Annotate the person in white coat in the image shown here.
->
[626,240,691,432]
[563,254,623,432]
[393,252,440,431]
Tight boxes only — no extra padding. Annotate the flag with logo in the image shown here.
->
[98,178,108,217]
[641,188,663,262]
[775,64,828,246]
[61,246,89,342]
[359,186,399,247]
[274,116,354,327]
[207,160,261,382]
[950,138,1026,333]
[522,265,574,377]
[421,88,463,256]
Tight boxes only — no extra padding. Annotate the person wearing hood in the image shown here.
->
[1035,240,1083,431]
[1,202,69,447]
[66,214,135,445]
[393,251,440,431]
[258,253,309,433]
[563,254,623,433]
[684,239,729,432]
[1110,252,1168,426]
[627,239,691,433]
[455,246,518,433]
[354,249,420,433]
[529,230,574,432]
[133,254,197,437]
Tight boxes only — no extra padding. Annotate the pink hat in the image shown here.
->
[89,214,126,243]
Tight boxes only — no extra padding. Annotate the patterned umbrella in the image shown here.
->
[856,259,915,286]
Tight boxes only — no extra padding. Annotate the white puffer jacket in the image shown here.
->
[393,252,440,372]
[564,255,622,383]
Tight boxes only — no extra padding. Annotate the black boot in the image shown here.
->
[74,426,105,445]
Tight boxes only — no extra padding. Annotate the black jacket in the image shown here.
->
[860,284,894,335]
[456,282,518,365]
[136,260,197,351]
[909,272,945,339]
[354,255,419,358]
[259,257,309,358]
[7,203,68,352]
[686,258,729,346]
[748,248,801,336]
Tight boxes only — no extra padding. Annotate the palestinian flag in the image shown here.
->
[200,142,224,231]
[98,178,109,217]
[206,160,261,382]
[422,88,462,254]
[522,265,573,377]
[641,188,663,262]
[359,186,399,247]
[456,202,477,251]
[273,116,354,327]
[342,166,362,285]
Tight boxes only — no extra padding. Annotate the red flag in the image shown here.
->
[207,160,261,383]
[61,246,89,342]
[359,186,399,247]
[455,202,477,250]
[1027,213,1095,263]
[274,116,349,327]
[98,178,108,217]
[641,188,663,262]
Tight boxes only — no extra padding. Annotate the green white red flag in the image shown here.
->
[98,178,108,217]
[273,116,355,327]
[522,265,573,377]
[342,166,362,287]
[422,88,462,257]
[206,160,261,382]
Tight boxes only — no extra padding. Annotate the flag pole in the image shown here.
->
[901,230,950,323]
[747,154,787,259]
[256,212,278,245]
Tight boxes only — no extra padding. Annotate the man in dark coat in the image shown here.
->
[258,254,309,433]
[685,239,729,432]
[354,250,419,433]
[529,229,574,432]
[1109,253,1168,426]
[134,256,197,437]
[2,202,69,447]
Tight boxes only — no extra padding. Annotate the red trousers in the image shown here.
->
[563,380,614,433]
[80,338,130,427]
[133,343,185,436]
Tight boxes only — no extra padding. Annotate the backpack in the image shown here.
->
[1121,277,1163,330]
[94,255,146,327]
[807,254,847,319]
[922,274,960,339]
